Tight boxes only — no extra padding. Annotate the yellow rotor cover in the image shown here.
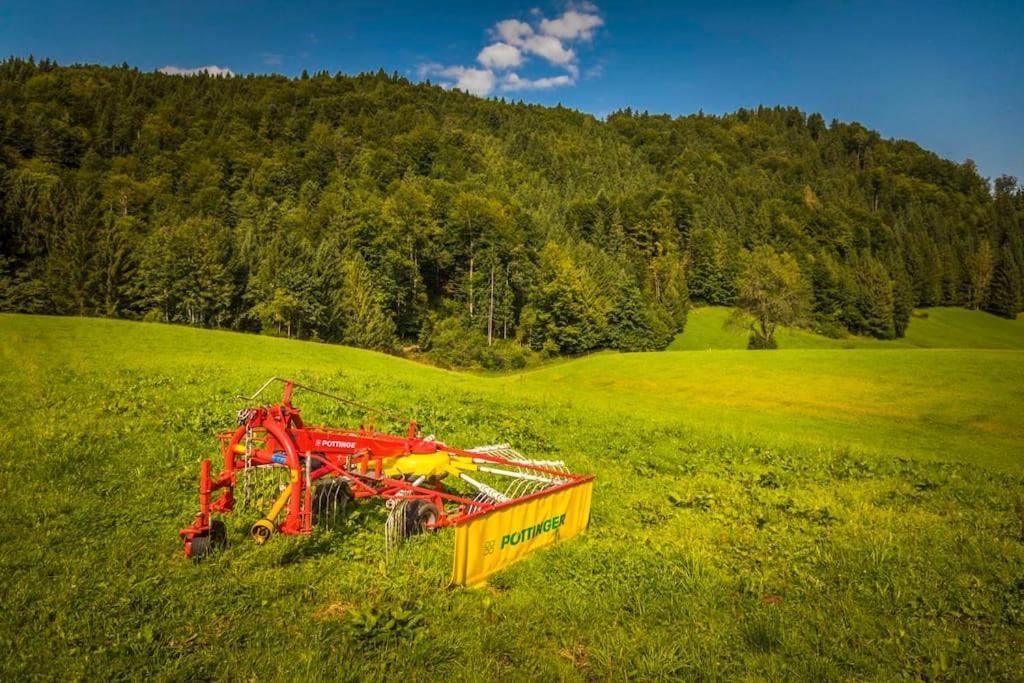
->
[381,452,478,479]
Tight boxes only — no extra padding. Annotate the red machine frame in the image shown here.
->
[179,378,592,557]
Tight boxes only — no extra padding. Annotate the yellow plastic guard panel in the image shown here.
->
[451,479,594,587]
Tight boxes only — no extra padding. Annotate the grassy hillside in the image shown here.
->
[508,347,1024,472]
[902,308,1024,348]
[669,306,1024,351]
[2,314,1023,679]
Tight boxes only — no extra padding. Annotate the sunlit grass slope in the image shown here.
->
[902,307,1024,348]
[507,347,1024,471]
[668,306,1024,350]
[2,314,1023,680]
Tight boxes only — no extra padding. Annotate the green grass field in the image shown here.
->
[668,306,1024,351]
[2,314,1023,680]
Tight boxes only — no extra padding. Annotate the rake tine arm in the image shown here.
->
[446,446,577,480]
[305,454,377,496]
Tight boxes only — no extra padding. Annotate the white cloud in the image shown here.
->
[422,64,496,96]
[417,62,442,79]
[492,16,580,68]
[521,34,575,66]
[158,65,235,77]
[478,42,522,69]
[540,9,604,41]
[502,73,574,91]
[493,18,534,46]
[449,67,496,96]
[420,4,604,97]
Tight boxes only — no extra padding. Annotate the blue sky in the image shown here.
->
[2,1,1021,181]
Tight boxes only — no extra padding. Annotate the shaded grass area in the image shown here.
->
[668,306,1024,351]
[1,314,1023,680]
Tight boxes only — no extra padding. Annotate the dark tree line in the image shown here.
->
[1,58,1021,366]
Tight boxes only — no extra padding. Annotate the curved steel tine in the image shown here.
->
[331,484,340,527]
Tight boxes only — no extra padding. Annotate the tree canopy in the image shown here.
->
[1,58,1021,366]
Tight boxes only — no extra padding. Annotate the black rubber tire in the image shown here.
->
[190,520,227,561]
[401,500,439,539]
[312,480,351,516]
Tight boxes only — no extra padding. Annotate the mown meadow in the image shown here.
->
[1,313,1023,680]
[668,306,1024,351]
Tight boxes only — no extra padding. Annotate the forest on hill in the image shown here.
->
[1,57,1022,367]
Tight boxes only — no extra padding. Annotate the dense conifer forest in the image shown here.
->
[1,57,1021,366]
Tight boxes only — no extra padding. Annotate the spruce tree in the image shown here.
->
[338,252,398,352]
[687,227,723,304]
[606,281,660,351]
[523,242,606,355]
[985,248,1022,319]
[892,268,914,338]
[845,255,895,339]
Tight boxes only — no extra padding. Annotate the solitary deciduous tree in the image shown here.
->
[730,246,810,349]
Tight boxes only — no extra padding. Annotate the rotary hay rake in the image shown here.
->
[179,378,594,586]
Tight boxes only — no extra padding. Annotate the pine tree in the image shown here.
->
[892,267,913,338]
[967,239,996,309]
[337,251,398,352]
[647,252,689,332]
[606,281,662,351]
[809,255,845,336]
[687,227,724,304]
[985,247,1022,319]
[522,242,606,355]
[845,254,895,339]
